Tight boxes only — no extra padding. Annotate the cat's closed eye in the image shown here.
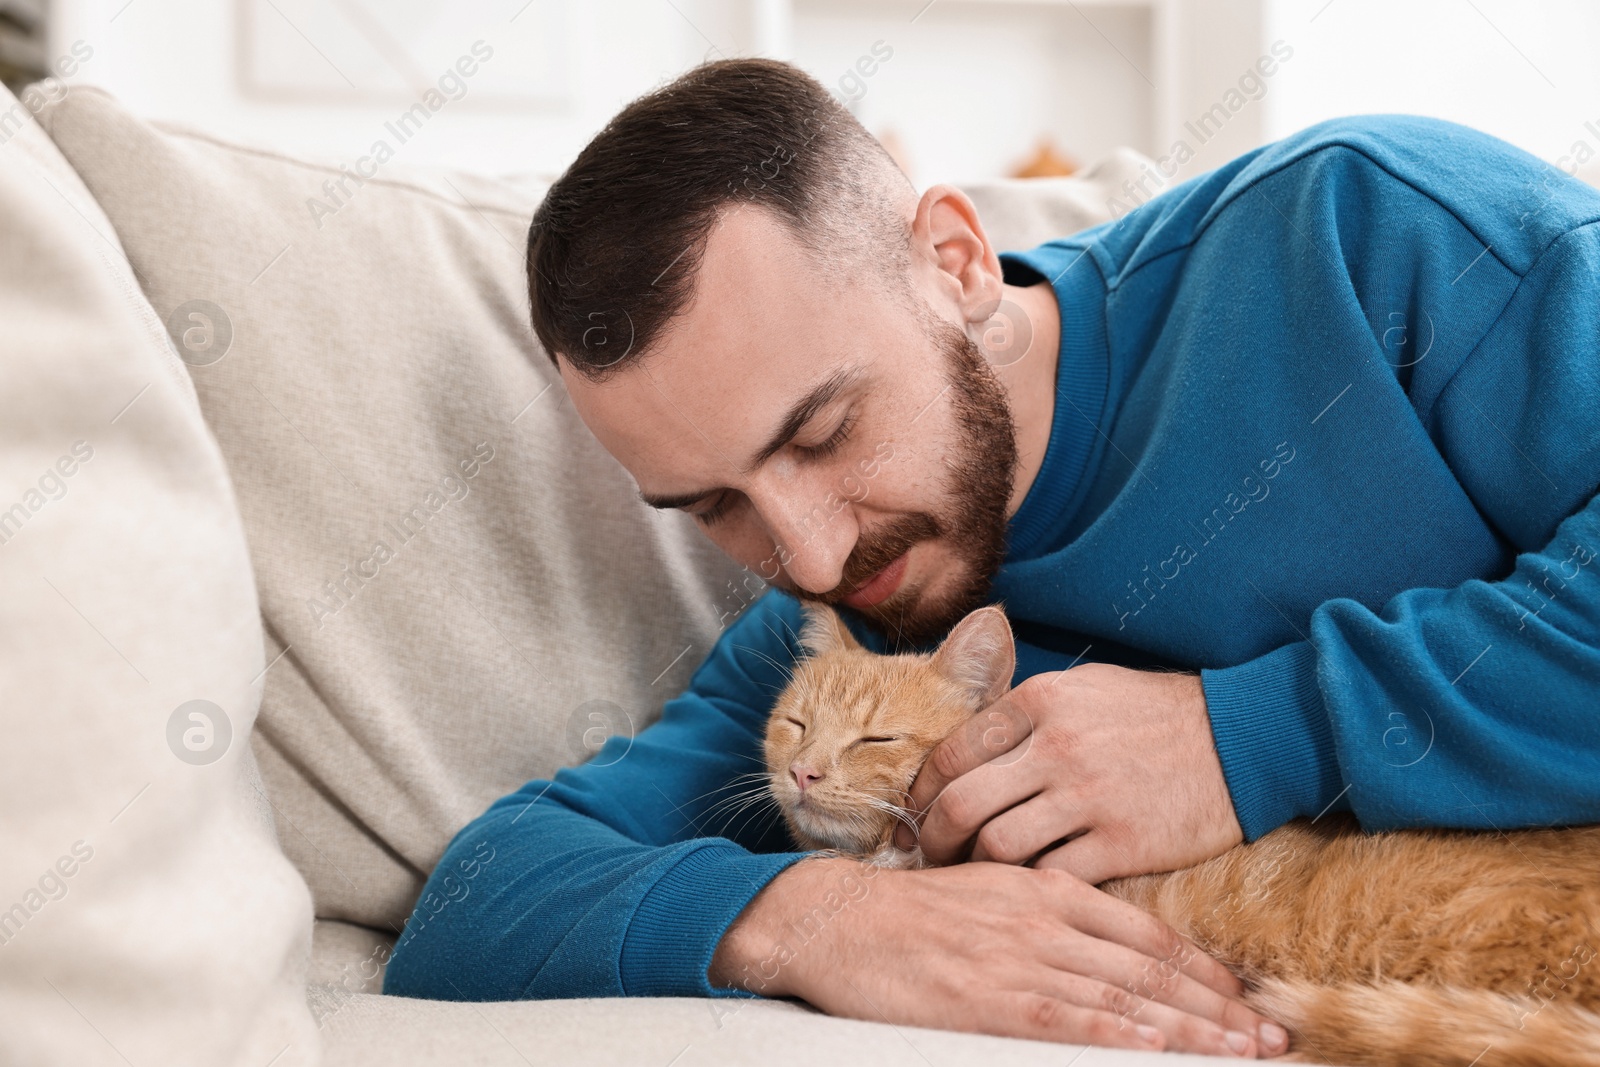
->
[855,736,899,745]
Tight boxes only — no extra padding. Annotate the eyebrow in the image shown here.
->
[638,365,866,511]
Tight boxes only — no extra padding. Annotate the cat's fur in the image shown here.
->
[762,602,1600,1066]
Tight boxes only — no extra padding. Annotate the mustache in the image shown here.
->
[828,512,941,601]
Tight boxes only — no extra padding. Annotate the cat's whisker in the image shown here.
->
[856,795,923,842]
[700,785,782,826]
[769,613,804,652]
[707,793,783,839]
[855,787,919,816]
[700,782,779,814]
[734,643,796,684]
[683,775,776,811]
[745,798,788,838]
[719,771,779,788]
[728,794,788,844]
[703,791,781,819]
[699,786,776,817]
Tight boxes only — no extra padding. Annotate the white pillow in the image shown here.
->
[0,84,317,1066]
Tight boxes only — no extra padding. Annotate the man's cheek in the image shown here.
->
[726,527,791,582]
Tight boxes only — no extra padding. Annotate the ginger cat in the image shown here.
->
[762,601,1600,1066]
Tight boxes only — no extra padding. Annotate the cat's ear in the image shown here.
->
[798,602,860,657]
[931,605,1015,708]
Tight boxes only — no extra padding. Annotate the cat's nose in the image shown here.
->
[791,763,823,791]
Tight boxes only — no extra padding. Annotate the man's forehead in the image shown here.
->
[560,208,892,475]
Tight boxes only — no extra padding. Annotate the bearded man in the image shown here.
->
[383,59,1600,1059]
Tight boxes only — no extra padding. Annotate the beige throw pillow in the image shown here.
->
[39,87,753,936]
[0,84,317,1066]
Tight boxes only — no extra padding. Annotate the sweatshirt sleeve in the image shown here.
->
[382,589,817,1001]
[1204,222,1600,840]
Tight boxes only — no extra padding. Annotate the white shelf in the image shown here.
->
[763,0,1268,187]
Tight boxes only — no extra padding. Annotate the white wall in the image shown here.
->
[789,0,1152,186]
[1263,0,1600,183]
[42,0,1168,183]
[40,0,1600,187]
[46,0,751,176]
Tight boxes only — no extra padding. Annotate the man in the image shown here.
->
[383,59,1600,1057]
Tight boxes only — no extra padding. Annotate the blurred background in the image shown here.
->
[5,0,1600,188]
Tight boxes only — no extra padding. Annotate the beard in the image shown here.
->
[793,307,1020,650]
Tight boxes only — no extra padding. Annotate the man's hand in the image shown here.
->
[710,855,1287,1057]
[892,664,1243,883]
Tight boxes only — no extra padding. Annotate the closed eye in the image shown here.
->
[861,736,898,744]
[692,409,857,526]
[693,490,741,526]
[798,411,856,459]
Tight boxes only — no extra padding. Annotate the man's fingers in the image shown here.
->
[1035,831,1265,1026]
[1086,995,1262,1058]
[967,793,1087,867]
[1045,932,1273,1053]
[1033,830,1124,885]
[1049,872,1247,1002]
[994,991,1165,1052]
[918,696,1035,805]
[1052,885,1287,1053]
[892,694,1035,850]
[913,757,1048,866]
[1004,973,1261,1058]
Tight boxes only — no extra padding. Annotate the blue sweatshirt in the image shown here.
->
[384,115,1600,1002]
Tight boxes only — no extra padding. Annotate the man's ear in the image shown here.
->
[798,602,861,657]
[930,605,1016,708]
[910,184,1004,324]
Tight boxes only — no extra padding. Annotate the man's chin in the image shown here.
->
[835,579,980,651]
[773,542,993,648]
[780,581,924,645]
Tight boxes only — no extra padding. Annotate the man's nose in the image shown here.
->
[752,483,857,595]
[791,763,823,791]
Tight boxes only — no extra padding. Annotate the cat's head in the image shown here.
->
[764,601,1016,856]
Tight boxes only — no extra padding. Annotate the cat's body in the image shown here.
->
[763,602,1600,1066]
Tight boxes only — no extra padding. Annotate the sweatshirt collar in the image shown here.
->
[997,242,1110,563]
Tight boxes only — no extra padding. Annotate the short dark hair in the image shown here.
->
[526,58,910,381]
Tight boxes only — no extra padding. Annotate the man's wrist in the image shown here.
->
[709,854,880,998]
[1200,641,1342,840]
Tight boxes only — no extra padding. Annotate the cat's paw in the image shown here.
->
[865,843,925,870]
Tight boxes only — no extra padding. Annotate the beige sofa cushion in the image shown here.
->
[0,85,316,1066]
[318,993,1168,1067]
[38,87,754,936]
[959,148,1155,253]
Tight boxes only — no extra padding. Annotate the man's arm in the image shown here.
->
[709,850,1285,1057]
[903,225,1600,878]
[382,588,814,1001]
[899,138,1600,879]
[1207,221,1600,839]
[382,586,1284,1055]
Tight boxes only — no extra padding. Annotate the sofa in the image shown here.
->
[0,76,1258,1065]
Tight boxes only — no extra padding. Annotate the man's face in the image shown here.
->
[561,205,1019,648]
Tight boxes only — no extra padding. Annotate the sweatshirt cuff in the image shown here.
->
[1200,641,1346,841]
[620,843,812,999]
